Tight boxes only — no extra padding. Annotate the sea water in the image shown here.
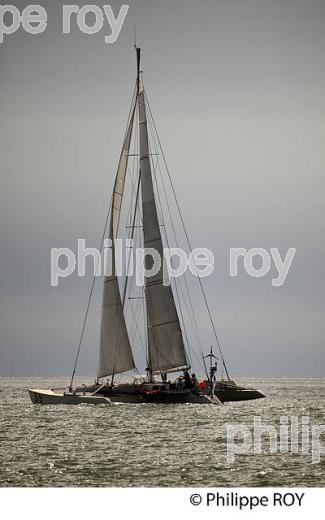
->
[0,377,324,487]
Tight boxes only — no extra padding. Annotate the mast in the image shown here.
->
[136,48,189,376]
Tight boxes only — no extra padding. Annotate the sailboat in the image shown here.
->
[29,47,264,406]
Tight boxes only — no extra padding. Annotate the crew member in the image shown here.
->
[191,373,198,388]
[183,371,192,388]
[177,376,185,391]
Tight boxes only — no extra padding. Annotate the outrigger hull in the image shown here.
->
[28,389,112,405]
[215,386,264,402]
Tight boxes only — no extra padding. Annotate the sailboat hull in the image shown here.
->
[75,384,213,404]
[28,383,264,406]
[29,387,217,405]
[75,382,265,404]
[101,391,211,405]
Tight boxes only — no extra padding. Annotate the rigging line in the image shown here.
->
[154,181,205,373]
[144,92,230,379]
[134,193,149,361]
[128,117,142,240]
[122,172,141,308]
[122,210,148,362]
[118,84,137,159]
[111,167,141,377]
[123,114,140,297]
[145,114,191,368]
[140,110,192,370]
[112,83,138,245]
[110,86,137,247]
[146,110,203,349]
[128,220,148,361]
[73,86,137,387]
[69,194,113,391]
[128,289,142,343]
[155,172,204,354]
[123,124,148,360]
[121,173,141,309]
[128,288,144,337]
[128,296,148,362]
[186,338,211,377]
[141,93,189,373]
[123,112,142,239]
[110,100,141,378]
[146,108,204,372]
[142,282,147,364]
[147,120,194,370]
[124,107,139,230]
[130,101,139,215]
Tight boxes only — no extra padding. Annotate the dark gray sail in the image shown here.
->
[137,60,188,374]
[97,102,136,379]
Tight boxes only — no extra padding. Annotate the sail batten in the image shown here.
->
[137,70,188,374]
[97,102,136,379]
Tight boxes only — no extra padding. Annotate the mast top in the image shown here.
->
[135,45,141,95]
[133,29,142,95]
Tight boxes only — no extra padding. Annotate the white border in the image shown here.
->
[1,487,322,520]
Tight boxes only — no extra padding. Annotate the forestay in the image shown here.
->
[97,102,136,379]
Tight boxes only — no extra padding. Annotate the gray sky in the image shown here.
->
[1,0,324,377]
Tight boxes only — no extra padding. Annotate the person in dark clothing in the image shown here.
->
[177,376,185,391]
[183,371,192,389]
[191,373,198,388]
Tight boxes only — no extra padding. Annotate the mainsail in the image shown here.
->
[137,52,188,374]
[97,102,136,379]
